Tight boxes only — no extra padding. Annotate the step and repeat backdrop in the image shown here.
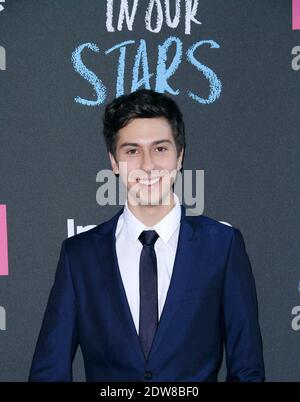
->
[0,0,300,381]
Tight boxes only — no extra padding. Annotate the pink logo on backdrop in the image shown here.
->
[293,0,300,29]
[0,205,9,276]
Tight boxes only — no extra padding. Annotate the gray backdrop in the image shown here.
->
[0,0,299,381]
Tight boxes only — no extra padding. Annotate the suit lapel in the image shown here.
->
[95,204,201,363]
[148,205,199,358]
[95,207,146,365]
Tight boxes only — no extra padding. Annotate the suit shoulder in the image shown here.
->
[187,212,237,239]
[62,213,118,250]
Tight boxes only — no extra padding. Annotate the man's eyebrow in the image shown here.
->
[119,139,173,149]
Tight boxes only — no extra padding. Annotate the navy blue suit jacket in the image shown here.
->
[28,205,265,382]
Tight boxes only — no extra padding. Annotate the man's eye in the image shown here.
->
[127,149,138,155]
[156,147,167,152]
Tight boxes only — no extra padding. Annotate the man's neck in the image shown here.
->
[127,192,176,227]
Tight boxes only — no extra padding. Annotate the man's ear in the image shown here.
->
[108,152,119,175]
[177,149,184,171]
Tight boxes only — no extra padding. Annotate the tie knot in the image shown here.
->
[138,230,159,246]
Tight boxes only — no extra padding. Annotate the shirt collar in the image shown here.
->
[123,192,182,245]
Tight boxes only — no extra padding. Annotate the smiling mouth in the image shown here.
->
[136,177,161,186]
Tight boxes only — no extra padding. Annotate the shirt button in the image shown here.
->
[144,371,152,380]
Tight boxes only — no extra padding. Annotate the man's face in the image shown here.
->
[109,117,183,206]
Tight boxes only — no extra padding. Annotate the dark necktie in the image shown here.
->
[138,229,159,360]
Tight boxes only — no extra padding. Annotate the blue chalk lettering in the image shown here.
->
[71,42,107,106]
[131,39,153,92]
[186,40,222,104]
[106,40,135,97]
[155,36,182,95]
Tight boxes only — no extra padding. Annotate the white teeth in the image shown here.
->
[138,177,160,186]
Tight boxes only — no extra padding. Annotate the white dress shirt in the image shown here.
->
[115,192,182,335]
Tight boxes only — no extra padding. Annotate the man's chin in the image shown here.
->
[128,192,174,207]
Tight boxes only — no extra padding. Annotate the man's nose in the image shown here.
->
[141,151,156,174]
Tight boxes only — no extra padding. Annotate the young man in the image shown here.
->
[28,89,265,382]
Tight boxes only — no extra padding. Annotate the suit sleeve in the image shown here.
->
[28,239,79,382]
[222,228,265,382]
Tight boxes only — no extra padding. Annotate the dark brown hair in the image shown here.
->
[102,89,186,165]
